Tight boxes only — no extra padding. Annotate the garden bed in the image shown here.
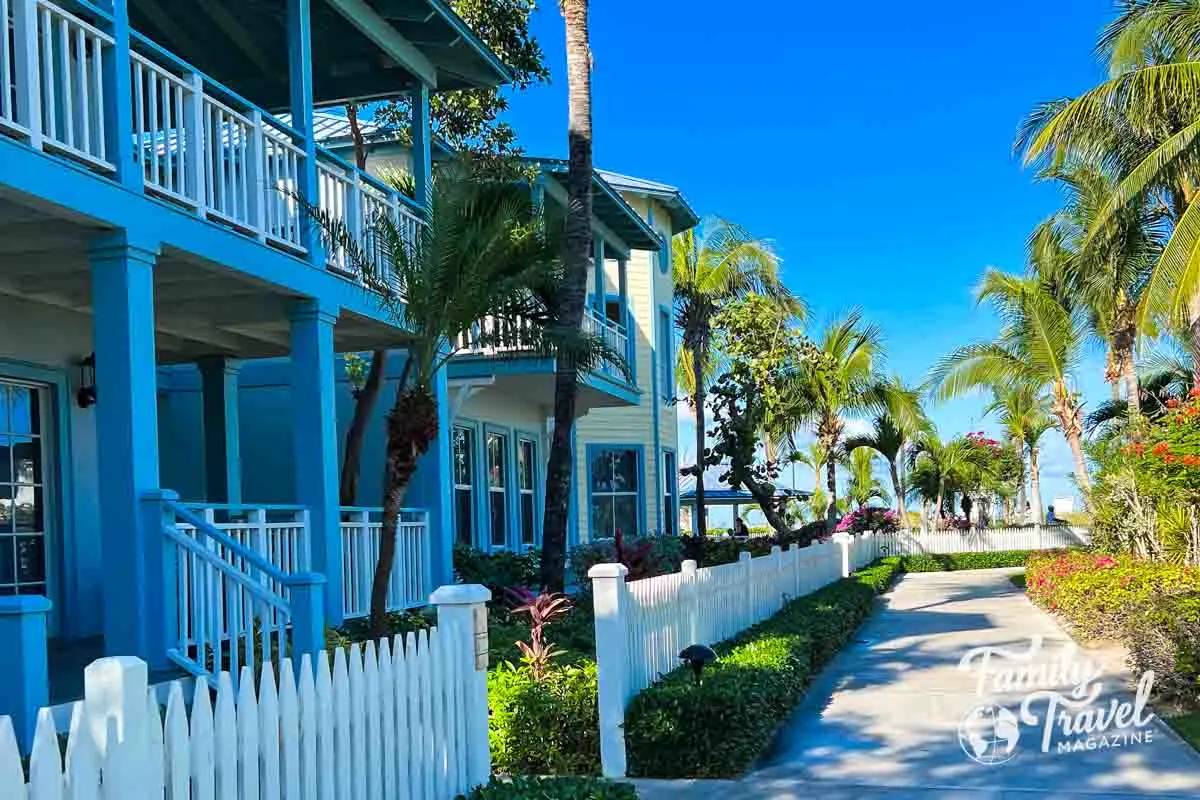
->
[896,550,1033,572]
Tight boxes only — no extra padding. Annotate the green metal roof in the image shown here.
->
[129,0,511,112]
[533,161,664,252]
[597,169,700,234]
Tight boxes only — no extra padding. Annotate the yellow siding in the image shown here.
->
[575,196,677,542]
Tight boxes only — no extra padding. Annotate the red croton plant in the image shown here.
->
[507,588,573,680]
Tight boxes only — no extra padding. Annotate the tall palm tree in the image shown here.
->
[844,377,930,528]
[794,441,832,494]
[1018,2,1200,377]
[908,432,979,522]
[786,310,900,527]
[542,0,594,591]
[845,447,890,508]
[673,220,790,537]
[930,269,1094,505]
[1024,413,1054,525]
[983,384,1051,519]
[314,163,609,633]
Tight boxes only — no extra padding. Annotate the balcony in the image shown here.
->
[0,0,421,290]
[450,307,639,411]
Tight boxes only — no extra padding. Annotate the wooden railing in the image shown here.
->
[341,507,432,618]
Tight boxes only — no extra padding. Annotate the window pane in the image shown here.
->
[0,436,11,484]
[591,496,614,540]
[12,437,40,485]
[613,495,639,538]
[8,387,38,435]
[0,485,12,532]
[612,450,638,491]
[487,434,506,488]
[518,440,535,491]
[15,535,43,583]
[521,495,535,545]
[13,486,41,532]
[455,488,473,546]
[590,451,613,491]
[453,428,474,486]
[0,537,12,584]
[490,493,507,547]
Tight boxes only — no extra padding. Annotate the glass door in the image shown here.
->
[0,379,50,601]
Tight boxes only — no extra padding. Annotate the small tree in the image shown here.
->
[313,161,620,635]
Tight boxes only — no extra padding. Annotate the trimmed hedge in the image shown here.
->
[623,558,902,778]
[898,550,1031,572]
[458,777,638,800]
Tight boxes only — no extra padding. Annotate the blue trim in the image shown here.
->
[451,417,485,550]
[662,449,679,536]
[593,239,606,313]
[0,360,75,638]
[584,443,648,539]
[411,84,432,209]
[568,423,579,547]
[658,304,675,406]
[287,0,321,264]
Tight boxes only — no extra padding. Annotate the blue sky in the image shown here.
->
[499,0,1118,517]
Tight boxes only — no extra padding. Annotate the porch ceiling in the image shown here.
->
[448,357,637,414]
[0,194,414,364]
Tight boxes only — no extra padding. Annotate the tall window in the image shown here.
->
[487,432,508,549]
[518,438,537,547]
[663,451,678,536]
[590,447,641,539]
[0,381,47,597]
[658,308,673,403]
[452,427,475,547]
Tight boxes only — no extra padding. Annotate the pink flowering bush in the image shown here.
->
[835,506,900,534]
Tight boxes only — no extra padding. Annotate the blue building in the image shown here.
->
[0,0,509,742]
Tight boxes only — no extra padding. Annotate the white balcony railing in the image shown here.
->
[454,307,630,381]
[341,507,431,618]
[1,0,423,288]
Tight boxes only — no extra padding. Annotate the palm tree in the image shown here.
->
[786,310,899,527]
[314,163,611,633]
[983,384,1050,519]
[794,441,832,494]
[673,220,790,537]
[1024,413,1054,526]
[844,378,929,528]
[845,447,890,508]
[908,432,978,524]
[542,0,594,592]
[1017,2,1200,376]
[929,269,1094,504]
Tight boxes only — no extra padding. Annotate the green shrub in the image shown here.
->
[623,558,902,778]
[459,776,638,800]
[1126,593,1200,704]
[454,545,541,595]
[568,535,686,585]
[898,551,1031,572]
[488,661,601,776]
[326,608,435,651]
[488,593,596,667]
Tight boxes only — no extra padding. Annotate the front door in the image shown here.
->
[0,379,52,616]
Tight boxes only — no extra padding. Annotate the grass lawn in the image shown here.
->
[1166,713,1200,752]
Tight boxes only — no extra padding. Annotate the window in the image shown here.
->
[605,298,622,325]
[663,451,678,537]
[590,447,641,539]
[518,438,537,547]
[659,308,674,403]
[487,432,508,549]
[0,381,47,597]
[452,427,476,547]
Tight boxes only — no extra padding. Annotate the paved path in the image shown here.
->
[634,568,1200,799]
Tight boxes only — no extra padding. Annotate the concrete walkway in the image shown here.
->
[634,568,1200,799]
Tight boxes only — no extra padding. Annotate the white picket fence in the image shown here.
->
[0,585,491,800]
[862,525,1089,559]
[589,537,848,778]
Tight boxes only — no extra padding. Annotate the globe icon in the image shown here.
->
[958,703,1020,764]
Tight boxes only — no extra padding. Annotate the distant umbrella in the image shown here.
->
[679,644,718,685]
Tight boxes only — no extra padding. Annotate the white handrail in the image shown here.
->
[341,507,431,618]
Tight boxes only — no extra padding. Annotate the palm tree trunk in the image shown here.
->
[1122,349,1140,422]
[825,455,838,529]
[935,481,945,529]
[372,384,438,636]
[1064,427,1092,508]
[691,343,708,539]
[1029,445,1044,525]
[338,111,387,507]
[540,0,593,593]
[889,460,903,527]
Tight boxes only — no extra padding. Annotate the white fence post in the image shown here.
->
[431,583,492,790]
[738,551,753,629]
[83,656,151,793]
[681,559,699,646]
[589,563,630,779]
[833,532,853,578]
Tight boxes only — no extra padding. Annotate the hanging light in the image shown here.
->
[76,353,96,408]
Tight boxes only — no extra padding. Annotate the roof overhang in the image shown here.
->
[532,161,664,252]
[129,0,511,112]
[596,169,700,234]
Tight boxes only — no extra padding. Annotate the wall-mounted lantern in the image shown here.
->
[76,353,96,408]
